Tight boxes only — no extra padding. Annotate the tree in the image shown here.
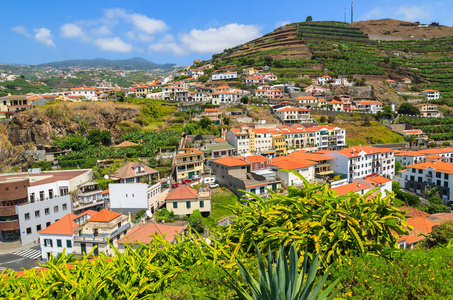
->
[216,172,411,266]
[425,187,443,205]
[189,210,205,234]
[223,117,231,126]
[395,161,404,174]
[198,75,209,83]
[418,221,453,249]
[115,90,125,102]
[398,103,420,115]
[200,116,212,129]
[306,15,313,22]
[240,96,249,104]
[320,116,327,123]
[100,129,112,146]
[328,115,336,123]
[405,134,417,149]
[362,114,372,126]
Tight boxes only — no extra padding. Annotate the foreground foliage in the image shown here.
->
[332,246,453,299]
[228,245,341,300]
[216,173,411,267]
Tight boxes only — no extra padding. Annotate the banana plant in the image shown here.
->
[225,244,342,300]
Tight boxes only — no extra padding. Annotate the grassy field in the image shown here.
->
[210,188,239,221]
[340,121,405,146]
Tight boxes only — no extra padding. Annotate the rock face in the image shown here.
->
[6,102,140,146]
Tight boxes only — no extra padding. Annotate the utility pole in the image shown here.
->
[351,1,354,23]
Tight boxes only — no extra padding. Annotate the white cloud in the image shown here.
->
[275,20,291,28]
[60,23,90,42]
[103,8,168,34]
[126,31,154,42]
[91,25,111,36]
[34,28,55,48]
[393,5,431,22]
[12,26,30,37]
[179,23,262,53]
[149,34,184,55]
[94,37,133,52]
[361,7,384,21]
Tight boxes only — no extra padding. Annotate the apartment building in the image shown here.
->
[395,148,453,167]
[70,87,97,100]
[0,169,92,245]
[323,146,395,181]
[268,156,316,186]
[297,96,319,108]
[211,91,238,105]
[174,148,204,181]
[287,151,333,176]
[73,209,130,257]
[211,72,238,81]
[399,161,453,205]
[355,100,383,113]
[415,103,440,118]
[274,107,310,123]
[226,128,251,154]
[109,182,162,215]
[0,94,36,118]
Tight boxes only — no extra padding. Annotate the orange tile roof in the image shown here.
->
[166,185,198,200]
[296,96,317,100]
[332,182,371,196]
[397,235,422,244]
[425,154,443,159]
[176,148,203,157]
[405,161,453,175]
[421,90,438,92]
[70,87,96,91]
[288,151,333,162]
[394,150,425,157]
[88,209,122,223]
[213,137,227,143]
[404,130,424,134]
[205,108,219,112]
[117,223,185,245]
[399,206,431,218]
[357,100,382,105]
[406,217,439,235]
[335,146,393,158]
[216,85,230,89]
[364,175,391,185]
[428,213,453,223]
[112,162,158,179]
[102,190,109,195]
[269,156,314,170]
[213,156,250,167]
[39,210,97,235]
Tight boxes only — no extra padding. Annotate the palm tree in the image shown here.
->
[405,134,417,149]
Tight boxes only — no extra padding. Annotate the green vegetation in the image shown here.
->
[210,189,239,222]
[399,116,453,140]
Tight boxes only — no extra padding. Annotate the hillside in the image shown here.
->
[351,19,453,40]
[209,19,453,103]
[38,57,178,71]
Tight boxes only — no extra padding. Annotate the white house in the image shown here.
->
[69,87,97,101]
[421,90,440,101]
[39,210,96,261]
[212,72,238,81]
[109,182,162,215]
[275,107,311,123]
[324,146,395,182]
[355,100,383,113]
[269,156,316,186]
[211,91,238,105]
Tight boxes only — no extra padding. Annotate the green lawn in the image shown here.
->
[205,189,239,228]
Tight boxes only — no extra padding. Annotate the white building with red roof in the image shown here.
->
[69,87,97,101]
[275,106,310,123]
[268,156,316,186]
[73,209,131,256]
[421,89,440,101]
[39,210,97,261]
[324,146,395,181]
[354,100,383,113]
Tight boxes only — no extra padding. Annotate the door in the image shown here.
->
[81,243,86,255]
[188,172,195,179]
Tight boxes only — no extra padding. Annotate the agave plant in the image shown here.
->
[226,244,341,300]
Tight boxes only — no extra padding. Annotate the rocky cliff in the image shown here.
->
[7,102,140,146]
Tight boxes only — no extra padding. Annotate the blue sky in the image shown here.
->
[2,0,452,66]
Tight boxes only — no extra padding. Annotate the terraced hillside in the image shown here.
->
[209,20,453,102]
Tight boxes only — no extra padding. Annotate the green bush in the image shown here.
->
[31,161,52,171]
[332,246,453,299]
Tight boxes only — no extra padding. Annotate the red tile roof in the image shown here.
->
[88,209,122,223]
[39,210,97,235]
[405,161,453,175]
[213,156,250,167]
[399,206,431,218]
[112,162,158,179]
[406,217,439,235]
[269,156,314,170]
[117,222,185,245]
[166,185,198,200]
[332,181,371,196]
[244,155,270,163]
[113,141,139,148]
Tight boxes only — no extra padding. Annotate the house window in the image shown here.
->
[200,201,204,208]
[39,191,44,201]
[26,227,32,235]
[57,239,62,248]
[54,206,59,213]
[445,174,449,180]
[25,213,30,220]
[36,224,41,232]
[49,189,53,199]
[62,204,67,211]
[30,193,35,203]
[35,210,40,218]
[67,240,72,248]
[44,239,52,247]
[186,201,191,209]
[173,202,178,209]
[45,208,50,215]
[46,222,51,227]
[118,222,121,229]
[260,187,265,194]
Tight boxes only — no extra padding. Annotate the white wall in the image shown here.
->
[40,233,74,261]
[16,195,71,245]
[109,183,148,210]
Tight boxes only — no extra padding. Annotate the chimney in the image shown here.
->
[128,212,132,223]
[358,183,361,188]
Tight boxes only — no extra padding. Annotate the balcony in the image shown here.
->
[0,220,19,231]
[176,159,204,166]
[74,223,130,243]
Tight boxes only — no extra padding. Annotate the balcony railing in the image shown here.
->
[75,223,130,243]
